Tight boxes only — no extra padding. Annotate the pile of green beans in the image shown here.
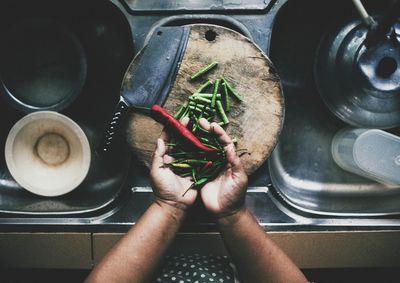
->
[167,61,243,195]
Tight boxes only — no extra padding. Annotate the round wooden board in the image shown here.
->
[126,24,284,175]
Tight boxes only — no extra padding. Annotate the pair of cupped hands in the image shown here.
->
[150,117,248,219]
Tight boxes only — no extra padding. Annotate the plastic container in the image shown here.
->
[331,128,400,186]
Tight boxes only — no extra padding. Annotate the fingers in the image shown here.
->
[152,117,190,171]
[160,116,190,141]
[225,143,242,171]
[180,116,190,127]
[198,118,231,146]
[151,138,166,170]
[211,122,232,146]
[198,117,239,168]
[159,116,189,152]
[198,118,211,131]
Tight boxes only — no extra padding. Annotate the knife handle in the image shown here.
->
[98,100,129,153]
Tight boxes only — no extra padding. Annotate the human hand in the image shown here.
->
[150,117,197,211]
[197,118,248,219]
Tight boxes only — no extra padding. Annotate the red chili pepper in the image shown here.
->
[151,105,217,153]
[200,160,213,172]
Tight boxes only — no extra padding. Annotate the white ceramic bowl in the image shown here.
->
[5,111,91,197]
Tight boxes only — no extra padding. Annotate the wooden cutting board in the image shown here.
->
[125,24,284,175]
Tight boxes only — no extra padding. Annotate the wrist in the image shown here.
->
[216,206,247,227]
[154,198,187,220]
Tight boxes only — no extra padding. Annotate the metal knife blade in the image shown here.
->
[98,26,190,153]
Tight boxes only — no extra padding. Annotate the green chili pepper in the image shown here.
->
[191,168,197,182]
[221,76,243,101]
[179,172,192,178]
[216,100,229,125]
[168,152,192,157]
[198,161,227,179]
[183,159,208,164]
[222,82,231,112]
[196,125,210,134]
[199,137,211,143]
[211,79,220,108]
[190,61,218,80]
[194,177,208,187]
[171,158,186,163]
[200,142,219,150]
[182,177,209,196]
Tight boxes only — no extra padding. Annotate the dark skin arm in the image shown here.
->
[198,118,307,283]
[85,118,197,283]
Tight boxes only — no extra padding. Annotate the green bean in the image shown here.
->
[174,105,186,119]
[191,93,221,99]
[180,105,190,120]
[216,100,229,125]
[190,61,218,80]
[211,79,220,108]
[221,76,243,101]
[222,82,231,112]
[190,96,212,104]
[189,101,204,107]
[190,107,215,117]
[195,80,213,93]
[189,102,214,112]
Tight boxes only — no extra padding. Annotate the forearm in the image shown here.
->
[218,208,307,283]
[85,201,185,283]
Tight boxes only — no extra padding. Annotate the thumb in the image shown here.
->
[151,138,166,170]
[225,143,244,174]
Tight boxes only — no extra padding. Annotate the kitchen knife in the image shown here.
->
[98,26,190,153]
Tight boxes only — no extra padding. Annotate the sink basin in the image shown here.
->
[0,0,134,215]
[268,0,400,216]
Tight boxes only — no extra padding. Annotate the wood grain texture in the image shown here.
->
[126,24,284,175]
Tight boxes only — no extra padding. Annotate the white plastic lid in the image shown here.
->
[354,130,400,185]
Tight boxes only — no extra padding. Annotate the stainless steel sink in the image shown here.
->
[0,0,134,215]
[1,0,400,233]
[268,0,400,216]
